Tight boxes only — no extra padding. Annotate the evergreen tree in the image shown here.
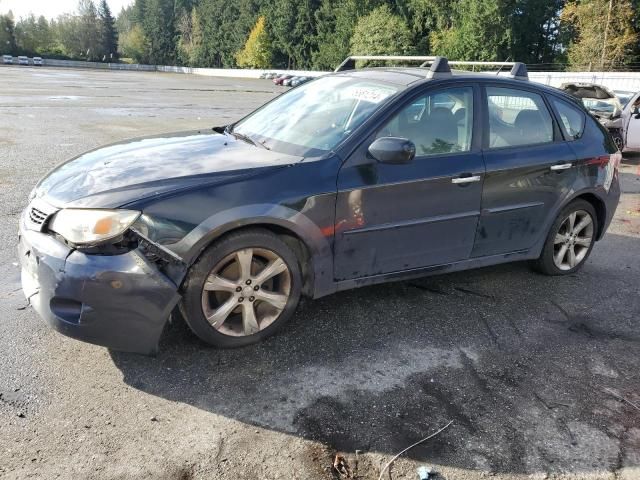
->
[264,0,321,69]
[350,4,415,61]
[77,0,102,60]
[511,0,564,65]
[312,0,381,70]
[143,0,176,64]
[0,11,17,55]
[98,0,118,61]
[429,0,512,62]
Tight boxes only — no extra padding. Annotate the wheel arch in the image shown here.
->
[568,191,607,240]
[172,204,335,299]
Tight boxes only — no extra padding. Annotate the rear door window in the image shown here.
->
[485,87,554,148]
[550,97,585,140]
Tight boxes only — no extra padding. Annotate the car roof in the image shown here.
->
[332,67,572,97]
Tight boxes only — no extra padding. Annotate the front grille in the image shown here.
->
[24,199,57,232]
[29,207,48,226]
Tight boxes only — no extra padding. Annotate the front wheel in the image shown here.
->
[532,200,598,275]
[180,229,302,348]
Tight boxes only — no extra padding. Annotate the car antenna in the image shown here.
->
[495,56,511,76]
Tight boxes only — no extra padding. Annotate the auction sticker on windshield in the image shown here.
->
[346,85,396,104]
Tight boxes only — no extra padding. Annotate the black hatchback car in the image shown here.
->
[19,57,621,354]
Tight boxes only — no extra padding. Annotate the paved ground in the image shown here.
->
[0,66,639,480]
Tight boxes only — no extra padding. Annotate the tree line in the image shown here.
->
[1,0,118,61]
[1,0,638,71]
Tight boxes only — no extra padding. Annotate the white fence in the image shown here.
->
[28,58,640,92]
[528,72,640,92]
[40,58,324,79]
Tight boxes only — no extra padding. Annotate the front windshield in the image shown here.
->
[615,92,635,108]
[232,76,400,156]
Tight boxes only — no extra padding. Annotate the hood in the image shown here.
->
[33,130,303,208]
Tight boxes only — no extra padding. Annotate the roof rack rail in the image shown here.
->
[334,55,529,80]
[334,55,438,72]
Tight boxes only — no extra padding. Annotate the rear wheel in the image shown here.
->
[181,229,302,348]
[532,199,598,275]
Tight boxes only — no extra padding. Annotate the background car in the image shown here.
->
[2,54,13,64]
[620,91,640,152]
[282,76,299,86]
[613,90,636,108]
[560,82,624,148]
[33,57,43,66]
[290,76,309,87]
[17,56,29,65]
[273,74,291,85]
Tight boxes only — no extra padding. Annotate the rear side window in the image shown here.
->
[486,87,554,148]
[550,97,585,140]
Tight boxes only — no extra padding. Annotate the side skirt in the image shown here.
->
[331,249,535,294]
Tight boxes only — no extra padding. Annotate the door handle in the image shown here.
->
[452,175,481,184]
[550,163,572,171]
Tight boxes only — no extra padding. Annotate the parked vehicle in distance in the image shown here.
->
[273,74,292,85]
[17,56,29,65]
[290,76,309,87]
[560,82,624,148]
[620,91,640,152]
[33,57,43,66]
[2,54,13,64]
[282,76,299,86]
[19,56,621,355]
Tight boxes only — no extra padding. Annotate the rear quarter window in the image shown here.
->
[550,97,585,140]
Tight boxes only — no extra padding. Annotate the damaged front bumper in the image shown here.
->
[18,216,182,355]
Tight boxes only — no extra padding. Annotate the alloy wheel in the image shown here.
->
[552,210,594,271]
[201,247,291,336]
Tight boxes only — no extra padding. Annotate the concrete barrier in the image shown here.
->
[31,58,640,91]
[40,58,326,78]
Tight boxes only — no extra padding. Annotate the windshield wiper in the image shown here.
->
[230,130,257,146]
[225,126,269,149]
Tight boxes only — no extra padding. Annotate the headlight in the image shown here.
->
[49,209,140,245]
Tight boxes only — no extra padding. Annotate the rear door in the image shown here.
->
[472,85,576,257]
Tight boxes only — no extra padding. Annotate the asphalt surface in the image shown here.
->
[1,66,639,480]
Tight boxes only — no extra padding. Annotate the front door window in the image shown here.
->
[377,87,474,156]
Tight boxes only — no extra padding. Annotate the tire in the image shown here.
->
[180,229,302,348]
[532,199,598,276]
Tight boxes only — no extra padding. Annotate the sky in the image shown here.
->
[0,0,134,20]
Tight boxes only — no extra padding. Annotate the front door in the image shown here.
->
[333,85,484,281]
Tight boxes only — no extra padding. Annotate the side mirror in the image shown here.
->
[368,137,416,165]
